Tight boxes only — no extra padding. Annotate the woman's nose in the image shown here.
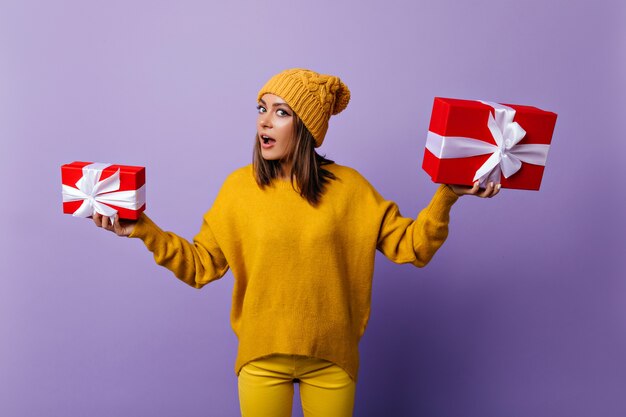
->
[259,113,272,128]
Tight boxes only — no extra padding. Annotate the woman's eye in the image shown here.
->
[256,105,266,113]
[277,109,290,116]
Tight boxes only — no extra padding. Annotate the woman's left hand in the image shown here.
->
[447,181,501,198]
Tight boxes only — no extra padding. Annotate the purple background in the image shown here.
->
[1,0,625,416]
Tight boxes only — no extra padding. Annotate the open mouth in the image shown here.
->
[260,135,276,145]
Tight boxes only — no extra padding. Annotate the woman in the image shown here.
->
[93,68,499,417]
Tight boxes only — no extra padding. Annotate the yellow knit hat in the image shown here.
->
[257,68,350,147]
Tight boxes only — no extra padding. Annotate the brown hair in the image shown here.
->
[252,114,336,206]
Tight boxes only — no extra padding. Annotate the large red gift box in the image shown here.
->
[61,161,146,220]
[422,97,557,190]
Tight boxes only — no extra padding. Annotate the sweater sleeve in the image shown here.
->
[129,212,230,288]
[376,184,459,267]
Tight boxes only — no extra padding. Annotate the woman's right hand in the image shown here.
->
[93,212,137,237]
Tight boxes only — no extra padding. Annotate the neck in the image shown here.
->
[280,160,293,179]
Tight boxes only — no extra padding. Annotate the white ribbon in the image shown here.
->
[425,101,550,187]
[62,162,146,218]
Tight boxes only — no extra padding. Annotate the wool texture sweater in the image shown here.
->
[129,163,459,380]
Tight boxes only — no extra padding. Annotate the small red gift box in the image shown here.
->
[61,161,146,220]
[422,97,557,190]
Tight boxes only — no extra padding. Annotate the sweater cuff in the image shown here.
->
[424,184,459,221]
[437,183,460,204]
[129,213,165,247]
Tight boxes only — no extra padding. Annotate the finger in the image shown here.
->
[112,215,123,235]
[106,216,116,231]
[469,181,480,195]
[93,212,102,227]
[490,183,501,198]
[101,214,109,229]
[480,182,494,198]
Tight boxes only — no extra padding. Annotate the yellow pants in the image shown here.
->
[238,354,356,417]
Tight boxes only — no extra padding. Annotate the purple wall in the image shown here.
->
[1,1,624,416]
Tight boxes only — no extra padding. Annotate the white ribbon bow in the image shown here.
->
[62,162,146,218]
[425,101,551,187]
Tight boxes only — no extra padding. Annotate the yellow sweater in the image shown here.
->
[130,163,458,380]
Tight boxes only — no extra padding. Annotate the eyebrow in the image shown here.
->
[259,98,292,110]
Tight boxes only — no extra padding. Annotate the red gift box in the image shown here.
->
[61,161,146,220]
[422,98,557,190]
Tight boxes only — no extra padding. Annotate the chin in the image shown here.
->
[261,151,282,161]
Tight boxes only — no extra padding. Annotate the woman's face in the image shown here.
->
[257,93,295,161]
